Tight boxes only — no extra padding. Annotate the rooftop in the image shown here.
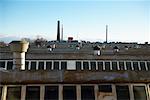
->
[0,41,150,60]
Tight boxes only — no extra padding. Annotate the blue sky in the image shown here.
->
[0,0,149,43]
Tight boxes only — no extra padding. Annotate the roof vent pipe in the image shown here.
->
[10,41,29,70]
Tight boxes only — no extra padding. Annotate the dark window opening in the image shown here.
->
[25,61,29,70]
[63,86,76,100]
[97,62,103,71]
[7,61,13,70]
[140,62,146,71]
[81,86,95,100]
[133,62,139,71]
[83,62,89,70]
[76,61,81,70]
[147,62,150,70]
[126,62,132,70]
[99,85,112,92]
[39,62,44,70]
[26,86,40,100]
[133,86,147,100]
[119,62,125,70]
[46,62,52,70]
[90,62,96,70]
[105,62,110,71]
[61,62,67,70]
[0,61,5,68]
[6,87,21,100]
[30,62,36,70]
[112,62,118,70]
[44,86,58,100]
[116,85,130,100]
[54,61,59,70]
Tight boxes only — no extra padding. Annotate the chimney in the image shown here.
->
[57,20,60,42]
[106,25,108,43]
[61,24,63,41]
[10,41,29,70]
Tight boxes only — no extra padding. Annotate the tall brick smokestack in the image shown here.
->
[57,20,60,42]
[10,41,29,70]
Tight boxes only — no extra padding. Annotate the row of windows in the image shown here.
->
[0,84,149,100]
[0,60,150,71]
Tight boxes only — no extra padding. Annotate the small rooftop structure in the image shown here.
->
[10,40,29,70]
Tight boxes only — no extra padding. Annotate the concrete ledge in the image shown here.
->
[0,70,150,84]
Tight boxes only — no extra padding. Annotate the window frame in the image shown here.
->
[131,84,149,100]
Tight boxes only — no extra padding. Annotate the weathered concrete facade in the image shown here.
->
[0,70,150,84]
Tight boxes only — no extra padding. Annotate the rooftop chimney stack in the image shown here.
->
[57,20,60,42]
[10,41,29,70]
[61,24,63,41]
[106,25,108,43]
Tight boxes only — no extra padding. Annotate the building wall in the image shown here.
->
[0,83,150,100]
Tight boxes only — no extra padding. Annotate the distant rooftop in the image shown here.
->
[0,40,150,60]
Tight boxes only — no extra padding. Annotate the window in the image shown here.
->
[26,86,40,100]
[63,86,76,100]
[112,62,118,70]
[105,62,110,71]
[99,85,112,92]
[133,62,139,71]
[116,85,130,100]
[81,86,95,100]
[0,87,2,99]
[44,86,58,100]
[30,62,36,70]
[147,62,150,70]
[6,87,21,100]
[46,62,52,70]
[0,61,5,68]
[54,61,59,70]
[38,62,44,70]
[90,62,96,70]
[119,62,125,70]
[140,62,146,71]
[97,62,103,71]
[25,61,29,70]
[76,61,81,70]
[133,86,147,100]
[61,62,67,70]
[98,85,113,100]
[7,61,13,70]
[83,62,89,70]
[67,61,76,70]
[126,62,132,70]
